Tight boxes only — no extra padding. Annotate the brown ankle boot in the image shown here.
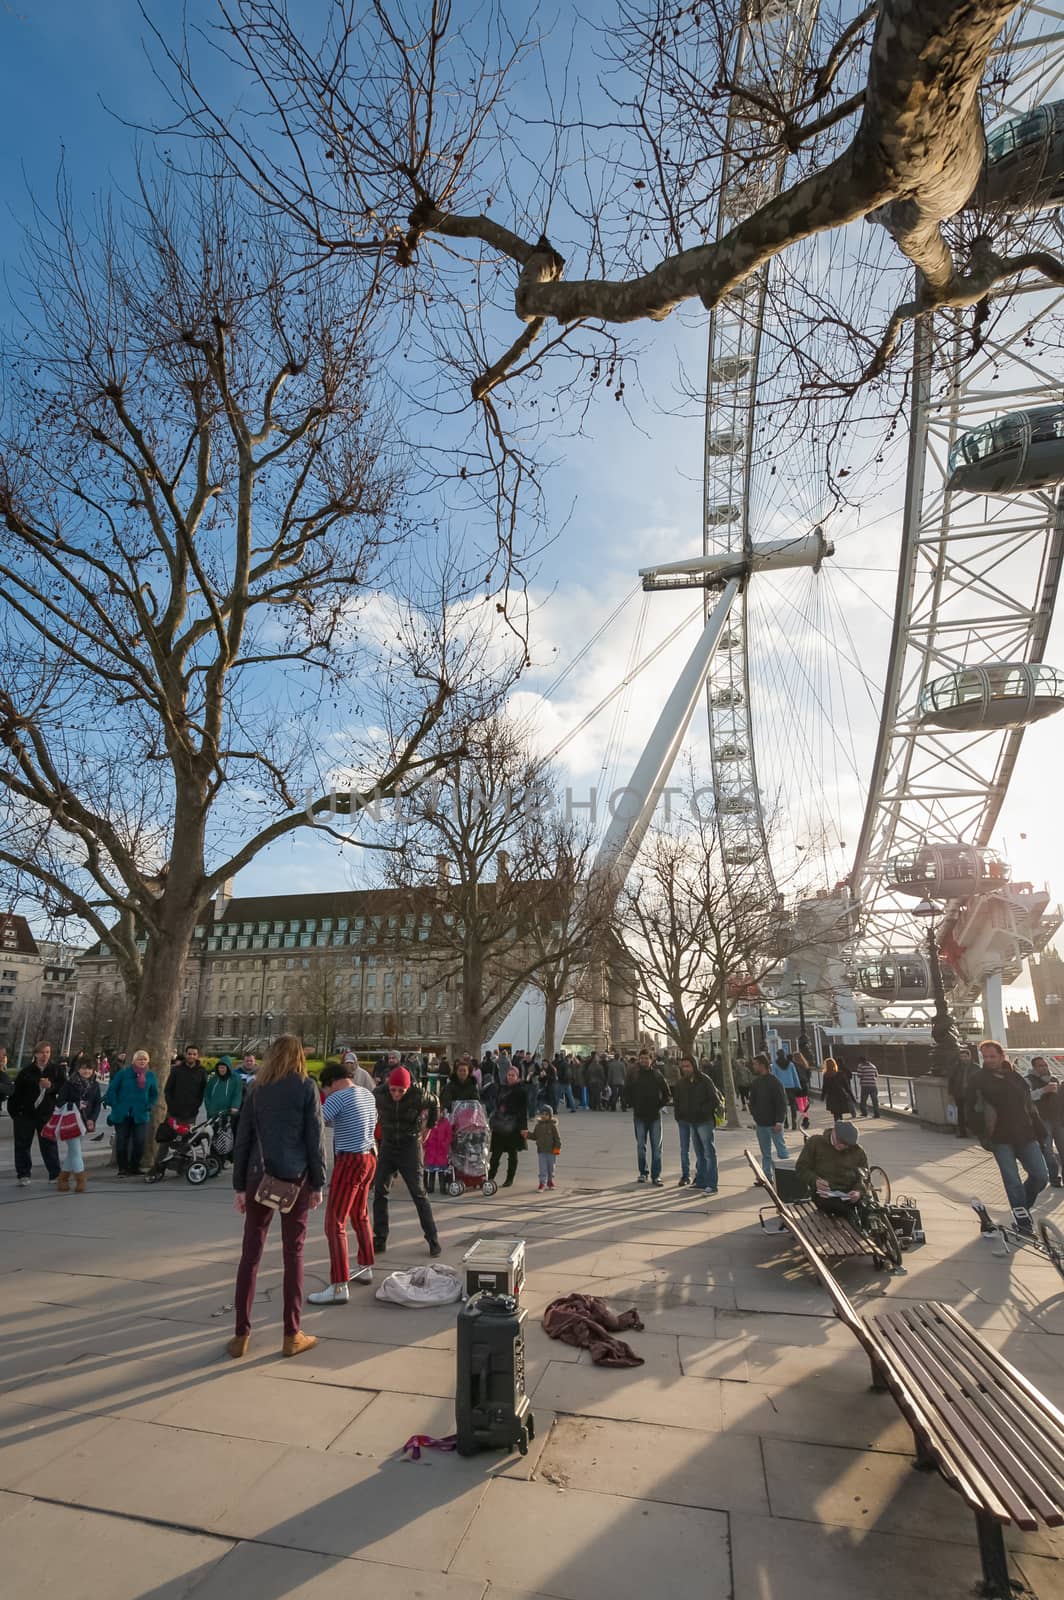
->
[226,1335,249,1359]
[56,1171,70,1193]
[282,1331,317,1359]
[74,1172,87,1193]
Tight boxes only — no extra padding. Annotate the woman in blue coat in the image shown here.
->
[104,1051,159,1175]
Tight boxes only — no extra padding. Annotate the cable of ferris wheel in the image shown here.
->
[543,595,702,767]
[599,589,648,800]
[531,582,643,702]
[765,568,884,705]
[745,572,852,860]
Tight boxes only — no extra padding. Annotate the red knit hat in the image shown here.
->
[389,1066,412,1090]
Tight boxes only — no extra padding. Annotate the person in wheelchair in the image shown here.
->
[796,1120,869,1215]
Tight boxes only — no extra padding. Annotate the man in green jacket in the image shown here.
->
[796,1121,868,1213]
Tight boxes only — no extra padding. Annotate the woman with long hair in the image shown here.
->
[489,1065,530,1188]
[440,1056,480,1113]
[229,1034,326,1360]
[821,1057,857,1120]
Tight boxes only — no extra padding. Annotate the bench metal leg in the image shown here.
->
[974,1510,1015,1598]
[868,1356,889,1393]
[912,1435,937,1471]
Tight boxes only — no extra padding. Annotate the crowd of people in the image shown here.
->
[6,1025,1064,1344]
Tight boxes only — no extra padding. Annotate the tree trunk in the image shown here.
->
[124,916,197,1170]
[542,990,559,1063]
[718,1002,741,1131]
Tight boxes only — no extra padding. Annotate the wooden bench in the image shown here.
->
[746,1149,1064,1596]
[750,1150,889,1266]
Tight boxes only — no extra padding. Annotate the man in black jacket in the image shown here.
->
[372,1067,442,1256]
[673,1056,723,1193]
[165,1046,208,1124]
[748,1053,789,1179]
[626,1049,671,1186]
[968,1040,1048,1230]
[9,1041,60,1186]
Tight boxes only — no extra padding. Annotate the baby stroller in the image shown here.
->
[146,1115,228,1185]
[446,1100,497,1197]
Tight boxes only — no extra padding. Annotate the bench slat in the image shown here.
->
[875,1305,1064,1520]
[873,1313,1053,1528]
[895,1305,1064,1465]
[869,1317,1030,1524]
[934,1303,1064,1443]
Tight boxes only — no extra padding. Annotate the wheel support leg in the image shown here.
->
[974,1511,1014,1599]
[868,1357,889,1393]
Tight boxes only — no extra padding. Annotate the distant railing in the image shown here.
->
[809,1070,916,1114]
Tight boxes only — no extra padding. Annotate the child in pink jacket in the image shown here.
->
[422,1115,453,1194]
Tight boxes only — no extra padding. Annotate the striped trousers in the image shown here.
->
[325,1150,377,1283]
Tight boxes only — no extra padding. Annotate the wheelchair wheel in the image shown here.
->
[1039,1217,1064,1280]
[866,1209,903,1270]
[868,1166,891,1205]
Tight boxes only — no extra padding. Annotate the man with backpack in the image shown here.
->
[672,1055,723,1193]
[967,1040,1048,1232]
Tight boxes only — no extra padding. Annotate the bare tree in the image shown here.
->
[381,715,600,1054]
[0,172,508,1143]
[514,814,614,1061]
[617,801,848,1125]
[291,952,349,1057]
[154,0,1058,519]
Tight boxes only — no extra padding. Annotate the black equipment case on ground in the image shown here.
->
[455,1291,535,1456]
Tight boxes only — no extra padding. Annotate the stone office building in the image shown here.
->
[76,886,638,1058]
[0,914,80,1057]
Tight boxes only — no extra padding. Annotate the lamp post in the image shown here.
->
[794,974,810,1059]
[913,898,964,1080]
[757,999,767,1052]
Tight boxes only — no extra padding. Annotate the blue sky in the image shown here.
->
[2,1,1063,1018]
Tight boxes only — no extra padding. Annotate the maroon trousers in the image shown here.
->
[324,1150,377,1283]
[234,1189,310,1338]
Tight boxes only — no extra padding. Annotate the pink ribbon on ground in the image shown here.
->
[401,1433,458,1462]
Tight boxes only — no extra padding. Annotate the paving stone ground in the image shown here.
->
[3,1106,1064,1598]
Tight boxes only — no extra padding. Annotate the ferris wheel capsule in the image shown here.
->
[707,430,745,457]
[948,405,1064,494]
[854,952,958,1002]
[974,101,1064,213]
[706,502,741,525]
[718,796,754,815]
[711,686,745,706]
[886,843,1011,900]
[709,357,753,384]
[919,663,1064,731]
[743,0,798,23]
[715,741,748,761]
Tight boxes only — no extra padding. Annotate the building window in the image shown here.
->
[300,934,312,948]
[321,919,333,932]
[268,935,280,949]
[305,920,317,933]
[284,934,296,948]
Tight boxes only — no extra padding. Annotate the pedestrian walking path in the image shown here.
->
[2,1109,1064,1598]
